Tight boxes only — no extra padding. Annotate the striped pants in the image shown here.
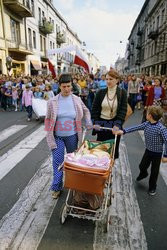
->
[51,134,78,191]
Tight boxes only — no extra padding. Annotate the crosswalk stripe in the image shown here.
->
[0,125,46,181]
[0,125,27,143]
[138,131,167,185]
[0,157,56,250]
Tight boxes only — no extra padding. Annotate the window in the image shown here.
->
[43,37,46,52]
[33,31,36,49]
[161,9,165,24]
[40,35,43,51]
[28,28,32,48]
[38,8,41,23]
[26,0,30,9]
[50,41,52,49]
[162,33,166,51]
[42,11,45,25]
[53,42,55,49]
[156,16,160,29]
[10,19,20,44]
[52,20,54,31]
[31,0,35,15]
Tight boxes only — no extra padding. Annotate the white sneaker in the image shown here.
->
[27,118,30,121]
[15,109,17,111]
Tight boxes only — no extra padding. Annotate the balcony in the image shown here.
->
[130,40,134,45]
[136,43,142,50]
[3,0,33,18]
[148,30,159,40]
[127,45,130,51]
[137,28,143,36]
[135,59,141,66]
[7,40,33,55]
[56,32,66,45]
[39,19,54,35]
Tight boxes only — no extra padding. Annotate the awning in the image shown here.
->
[41,62,48,67]
[31,60,41,71]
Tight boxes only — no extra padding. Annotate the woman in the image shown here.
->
[91,70,127,159]
[128,75,139,112]
[146,77,166,107]
[45,73,92,199]
[87,74,98,111]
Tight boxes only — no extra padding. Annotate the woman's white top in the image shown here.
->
[100,85,118,120]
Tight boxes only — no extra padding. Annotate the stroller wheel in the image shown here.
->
[60,204,68,224]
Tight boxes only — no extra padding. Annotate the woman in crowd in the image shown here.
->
[91,69,127,159]
[45,73,92,199]
[128,75,139,112]
[146,77,166,107]
[87,74,98,111]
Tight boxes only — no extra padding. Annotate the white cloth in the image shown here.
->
[32,98,47,117]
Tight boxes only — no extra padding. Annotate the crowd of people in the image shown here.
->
[0,72,167,114]
[1,70,167,198]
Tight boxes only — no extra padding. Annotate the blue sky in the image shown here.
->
[53,0,145,68]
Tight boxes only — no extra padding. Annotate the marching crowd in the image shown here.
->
[1,70,167,198]
[0,72,167,124]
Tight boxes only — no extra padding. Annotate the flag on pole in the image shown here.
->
[74,47,90,73]
[47,45,90,73]
[48,59,56,78]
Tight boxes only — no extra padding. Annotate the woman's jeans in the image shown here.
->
[51,134,78,191]
[129,93,138,112]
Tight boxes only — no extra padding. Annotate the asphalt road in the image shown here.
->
[124,110,167,250]
[0,109,167,250]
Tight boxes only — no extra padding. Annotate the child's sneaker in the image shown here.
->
[148,189,156,196]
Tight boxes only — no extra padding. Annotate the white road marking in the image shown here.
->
[0,157,57,250]
[0,125,27,143]
[0,125,46,181]
[94,140,147,250]
[138,130,167,185]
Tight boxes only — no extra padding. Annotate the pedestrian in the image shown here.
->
[5,86,12,111]
[91,69,127,159]
[33,86,43,99]
[128,75,140,112]
[12,86,18,111]
[146,77,166,107]
[45,73,92,199]
[87,74,98,111]
[98,74,107,89]
[22,85,33,121]
[112,105,167,196]
[43,85,54,100]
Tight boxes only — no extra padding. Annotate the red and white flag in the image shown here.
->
[48,45,90,73]
[74,47,90,73]
[48,59,56,78]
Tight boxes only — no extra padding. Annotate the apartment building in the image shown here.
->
[0,0,100,76]
[127,0,167,76]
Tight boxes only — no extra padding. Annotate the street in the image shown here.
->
[0,110,167,250]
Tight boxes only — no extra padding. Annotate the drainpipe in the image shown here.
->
[0,0,8,74]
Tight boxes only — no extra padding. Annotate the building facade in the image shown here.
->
[127,0,167,76]
[0,0,100,76]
